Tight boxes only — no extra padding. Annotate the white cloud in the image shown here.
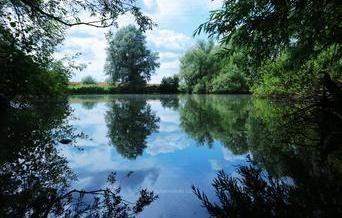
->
[146,133,190,155]
[143,0,223,23]
[146,29,194,83]
[146,29,193,52]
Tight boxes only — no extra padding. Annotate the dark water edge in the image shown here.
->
[0,94,341,217]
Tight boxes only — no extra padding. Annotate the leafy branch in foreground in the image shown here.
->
[1,0,154,55]
[192,159,341,218]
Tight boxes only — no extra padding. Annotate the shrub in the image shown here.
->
[81,76,97,85]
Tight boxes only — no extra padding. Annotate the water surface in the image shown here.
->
[1,94,340,217]
[64,95,250,217]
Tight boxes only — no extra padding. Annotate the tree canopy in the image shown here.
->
[193,0,341,96]
[105,25,159,85]
[178,40,249,93]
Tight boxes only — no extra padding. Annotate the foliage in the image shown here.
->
[67,83,168,94]
[195,0,341,97]
[179,40,220,93]
[0,0,152,105]
[105,25,160,85]
[81,75,97,85]
[178,40,250,93]
[106,97,160,159]
[0,27,74,103]
[160,75,179,93]
[253,45,342,96]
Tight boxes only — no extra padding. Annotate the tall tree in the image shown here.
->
[105,25,160,85]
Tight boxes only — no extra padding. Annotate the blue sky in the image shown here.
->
[56,0,223,83]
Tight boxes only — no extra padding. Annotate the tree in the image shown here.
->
[179,40,220,93]
[195,0,341,96]
[81,76,97,85]
[105,25,160,85]
[160,75,179,93]
[178,40,250,93]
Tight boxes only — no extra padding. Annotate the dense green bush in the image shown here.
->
[160,75,179,93]
[81,76,97,85]
[0,28,71,103]
[253,45,342,97]
[178,40,250,94]
[194,0,341,97]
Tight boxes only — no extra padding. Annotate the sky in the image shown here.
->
[55,0,223,83]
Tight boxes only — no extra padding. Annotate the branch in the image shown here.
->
[19,0,127,28]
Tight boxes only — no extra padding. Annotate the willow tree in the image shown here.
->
[105,25,160,85]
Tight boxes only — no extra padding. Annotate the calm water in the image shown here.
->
[1,94,341,217]
[65,95,250,217]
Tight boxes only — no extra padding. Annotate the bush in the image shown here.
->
[160,75,179,93]
[81,76,97,85]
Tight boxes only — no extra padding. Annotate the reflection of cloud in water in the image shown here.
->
[69,103,109,146]
[158,121,179,132]
[74,168,160,191]
[222,147,245,161]
[209,148,247,171]
[146,132,191,155]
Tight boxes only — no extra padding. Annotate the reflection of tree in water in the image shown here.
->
[179,95,250,152]
[106,97,160,159]
[192,94,342,217]
[0,99,157,217]
[81,101,97,110]
[159,95,180,111]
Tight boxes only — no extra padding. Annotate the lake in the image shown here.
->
[1,94,340,217]
[65,95,250,217]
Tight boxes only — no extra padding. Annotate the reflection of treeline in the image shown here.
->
[190,96,342,217]
[178,95,251,153]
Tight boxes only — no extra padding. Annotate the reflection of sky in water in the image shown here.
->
[59,96,247,218]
